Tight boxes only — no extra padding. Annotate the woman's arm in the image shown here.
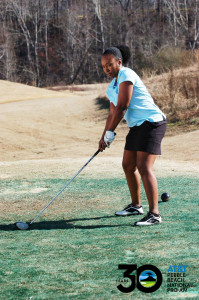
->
[100,102,115,139]
[99,102,115,151]
[107,81,133,131]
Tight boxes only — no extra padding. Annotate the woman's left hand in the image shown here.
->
[98,138,107,152]
[104,130,116,147]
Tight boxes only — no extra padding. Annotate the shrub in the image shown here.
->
[135,48,197,77]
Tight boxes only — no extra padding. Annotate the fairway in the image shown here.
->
[0,176,198,299]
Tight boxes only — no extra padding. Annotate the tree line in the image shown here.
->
[0,0,198,86]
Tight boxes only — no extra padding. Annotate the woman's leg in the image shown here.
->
[122,150,141,206]
[136,151,159,215]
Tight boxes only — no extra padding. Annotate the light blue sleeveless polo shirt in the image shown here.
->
[106,67,166,127]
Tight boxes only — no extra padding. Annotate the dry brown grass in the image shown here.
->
[140,47,198,76]
[145,64,199,127]
[0,79,72,104]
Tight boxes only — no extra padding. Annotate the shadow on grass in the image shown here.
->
[0,215,131,231]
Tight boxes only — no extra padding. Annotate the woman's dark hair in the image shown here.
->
[102,45,131,64]
[116,45,131,64]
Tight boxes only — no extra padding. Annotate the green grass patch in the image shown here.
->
[141,281,156,288]
[0,177,198,299]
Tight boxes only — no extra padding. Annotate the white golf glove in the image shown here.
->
[104,130,116,147]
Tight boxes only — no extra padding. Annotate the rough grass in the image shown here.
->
[0,177,198,299]
[146,64,199,126]
[138,48,198,76]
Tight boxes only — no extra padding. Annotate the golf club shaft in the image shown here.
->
[30,149,100,225]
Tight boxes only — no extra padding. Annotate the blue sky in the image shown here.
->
[140,270,157,281]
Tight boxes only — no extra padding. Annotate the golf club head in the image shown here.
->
[14,222,30,230]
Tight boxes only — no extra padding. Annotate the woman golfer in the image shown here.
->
[99,45,167,226]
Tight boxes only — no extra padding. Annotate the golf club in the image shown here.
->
[15,149,101,230]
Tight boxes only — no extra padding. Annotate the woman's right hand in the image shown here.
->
[98,138,107,152]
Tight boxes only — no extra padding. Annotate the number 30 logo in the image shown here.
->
[117,264,162,293]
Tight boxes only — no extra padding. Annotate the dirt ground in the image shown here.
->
[0,81,198,180]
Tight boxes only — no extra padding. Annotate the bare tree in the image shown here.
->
[0,0,198,85]
[8,0,34,67]
[44,0,49,79]
[92,0,105,52]
[34,1,39,86]
[165,0,199,50]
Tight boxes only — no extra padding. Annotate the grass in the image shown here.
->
[134,48,198,78]
[0,80,69,104]
[0,177,199,299]
[141,282,156,288]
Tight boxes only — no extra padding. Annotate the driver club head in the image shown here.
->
[14,222,30,230]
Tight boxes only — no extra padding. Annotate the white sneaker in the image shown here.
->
[134,212,162,226]
[115,204,144,216]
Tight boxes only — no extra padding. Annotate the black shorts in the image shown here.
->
[125,119,167,155]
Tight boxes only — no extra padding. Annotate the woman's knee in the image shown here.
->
[136,152,157,177]
[137,162,151,176]
[122,160,137,173]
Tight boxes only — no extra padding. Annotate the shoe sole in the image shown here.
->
[115,212,144,216]
[134,221,162,226]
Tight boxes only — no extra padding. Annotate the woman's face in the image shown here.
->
[101,54,122,79]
